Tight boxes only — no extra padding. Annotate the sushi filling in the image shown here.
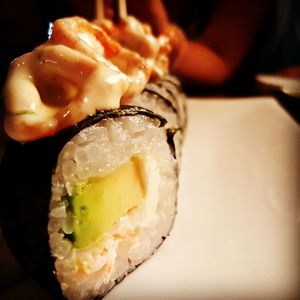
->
[64,157,146,249]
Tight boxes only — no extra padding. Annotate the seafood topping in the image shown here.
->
[3,16,171,142]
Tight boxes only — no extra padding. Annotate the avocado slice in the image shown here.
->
[67,157,145,249]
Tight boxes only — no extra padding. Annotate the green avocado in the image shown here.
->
[67,157,145,249]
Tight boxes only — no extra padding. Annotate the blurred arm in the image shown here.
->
[128,0,271,88]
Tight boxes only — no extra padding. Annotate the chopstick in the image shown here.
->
[96,0,127,21]
[96,0,104,20]
[117,0,127,20]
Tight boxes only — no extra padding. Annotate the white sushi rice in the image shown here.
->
[48,114,178,300]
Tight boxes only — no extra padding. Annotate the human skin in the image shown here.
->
[127,0,271,88]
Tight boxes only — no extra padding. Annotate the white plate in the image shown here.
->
[105,97,300,300]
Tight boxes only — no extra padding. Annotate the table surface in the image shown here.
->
[1,96,300,300]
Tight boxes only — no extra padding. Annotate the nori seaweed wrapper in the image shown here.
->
[143,75,187,134]
[0,106,167,298]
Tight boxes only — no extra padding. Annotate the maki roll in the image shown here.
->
[50,107,178,299]
[0,13,186,300]
[130,74,187,131]
[129,74,187,162]
[0,106,178,299]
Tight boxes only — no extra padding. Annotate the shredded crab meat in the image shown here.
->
[3,16,171,142]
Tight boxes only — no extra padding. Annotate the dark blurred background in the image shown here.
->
[1,0,300,92]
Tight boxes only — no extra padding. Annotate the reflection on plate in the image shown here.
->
[256,74,300,98]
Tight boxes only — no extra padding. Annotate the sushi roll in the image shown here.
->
[129,74,187,162]
[0,14,186,300]
[0,106,178,299]
[130,74,187,131]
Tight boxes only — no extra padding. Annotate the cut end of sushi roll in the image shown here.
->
[0,77,185,299]
[48,107,178,299]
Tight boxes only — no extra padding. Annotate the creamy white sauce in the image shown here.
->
[3,16,170,142]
